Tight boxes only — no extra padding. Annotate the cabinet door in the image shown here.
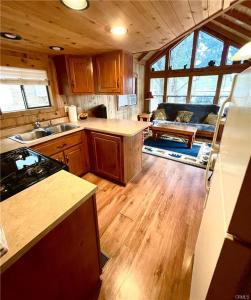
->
[68,56,94,94]
[51,151,65,164]
[64,144,86,176]
[90,131,123,182]
[95,52,121,93]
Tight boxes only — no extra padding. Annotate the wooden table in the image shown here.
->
[150,123,197,148]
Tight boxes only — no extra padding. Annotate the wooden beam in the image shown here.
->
[241,0,251,9]
[225,9,251,27]
[202,26,242,48]
[215,16,251,38]
[137,52,148,62]
[205,22,247,45]
[146,0,244,64]
[149,62,251,78]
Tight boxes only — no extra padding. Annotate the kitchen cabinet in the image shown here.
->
[53,55,94,95]
[32,131,90,176]
[89,131,123,182]
[1,195,101,300]
[87,130,143,184]
[64,144,86,177]
[94,51,133,94]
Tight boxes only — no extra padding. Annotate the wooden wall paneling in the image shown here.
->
[187,0,209,24]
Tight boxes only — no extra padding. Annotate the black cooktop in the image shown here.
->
[0,147,67,202]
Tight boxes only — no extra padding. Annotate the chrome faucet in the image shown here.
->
[34,121,41,129]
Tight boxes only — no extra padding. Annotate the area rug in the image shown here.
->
[143,135,211,169]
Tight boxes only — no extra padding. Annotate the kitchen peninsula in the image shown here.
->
[1,118,151,184]
[0,170,100,300]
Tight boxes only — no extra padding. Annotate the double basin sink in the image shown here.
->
[9,123,79,144]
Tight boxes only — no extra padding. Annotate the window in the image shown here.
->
[151,55,166,71]
[0,67,51,113]
[170,33,194,70]
[150,78,164,111]
[226,46,239,65]
[219,73,236,105]
[191,75,218,104]
[195,31,223,68]
[167,77,189,103]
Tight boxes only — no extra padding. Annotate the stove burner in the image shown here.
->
[0,147,68,202]
[26,165,45,176]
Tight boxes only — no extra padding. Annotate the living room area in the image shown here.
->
[139,23,250,170]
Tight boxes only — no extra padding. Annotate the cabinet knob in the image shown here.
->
[57,143,67,149]
[65,155,69,164]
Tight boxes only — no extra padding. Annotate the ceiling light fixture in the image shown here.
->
[110,27,128,36]
[232,41,251,61]
[0,32,22,40]
[61,0,89,10]
[49,46,64,51]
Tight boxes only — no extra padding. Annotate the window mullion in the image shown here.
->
[20,85,29,109]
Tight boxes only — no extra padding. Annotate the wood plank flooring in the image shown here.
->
[83,154,205,300]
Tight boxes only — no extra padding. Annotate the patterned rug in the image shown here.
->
[143,135,211,169]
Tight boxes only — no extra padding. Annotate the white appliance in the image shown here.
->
[190,67,251,299]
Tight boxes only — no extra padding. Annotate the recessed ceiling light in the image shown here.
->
[61,0,89,10]
[110,27,128,36]
[0,32,22,40]
[49,46,64,51]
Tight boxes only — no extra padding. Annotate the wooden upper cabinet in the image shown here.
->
[94,51,133,95]
[53,55,94,95]
[68,56,94,93]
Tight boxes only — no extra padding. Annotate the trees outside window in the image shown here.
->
[147,28,248,106]
[167,77,189,103]
[195,31,224,68]
[169,33,194,70]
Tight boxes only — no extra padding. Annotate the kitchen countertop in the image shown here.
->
[0,117,151,154]
[0,170,97,272]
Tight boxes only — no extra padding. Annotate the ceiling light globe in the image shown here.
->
[61,0,88,10]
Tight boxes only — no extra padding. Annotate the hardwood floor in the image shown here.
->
[83,154,206,300]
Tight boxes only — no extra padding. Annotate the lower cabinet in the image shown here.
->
[64,144,86,177]
[89,131,123,182]
[1,196,101,300]
[32,131,89,176]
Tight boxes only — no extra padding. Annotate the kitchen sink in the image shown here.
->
[9,123,79,144]
[45,123,79,134]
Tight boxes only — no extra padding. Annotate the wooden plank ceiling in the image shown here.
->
[0,0,238,56]
[138,0,251,63]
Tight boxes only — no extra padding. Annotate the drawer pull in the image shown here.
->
[57,143,67,149]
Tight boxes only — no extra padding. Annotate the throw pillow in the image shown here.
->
[203,113,218,125]
[153,109,168,120]
[175,111,193,123]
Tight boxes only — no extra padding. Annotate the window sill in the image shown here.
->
[0,107,57,119]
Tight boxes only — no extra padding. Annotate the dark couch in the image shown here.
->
[153,103,220,138]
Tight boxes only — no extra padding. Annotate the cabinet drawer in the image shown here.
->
[32,132,82,156]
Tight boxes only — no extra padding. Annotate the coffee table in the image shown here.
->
[150,123,197,148]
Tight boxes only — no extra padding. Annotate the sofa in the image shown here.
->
[152,103,220,138]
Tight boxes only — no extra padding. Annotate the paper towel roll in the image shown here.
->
[68,105,78,122]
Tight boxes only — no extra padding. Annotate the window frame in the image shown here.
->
[146,28,250,106]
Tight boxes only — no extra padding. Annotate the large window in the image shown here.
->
[226,46,239,65]
[167,77,189,103]
[191,75,218,104]
[195,31,224,68]
[170,33,194,70]
[151,55,166,71]
[150,78,164,111]
[148,28,246,106]
[219,73,236,105]
[0,67,51,113]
